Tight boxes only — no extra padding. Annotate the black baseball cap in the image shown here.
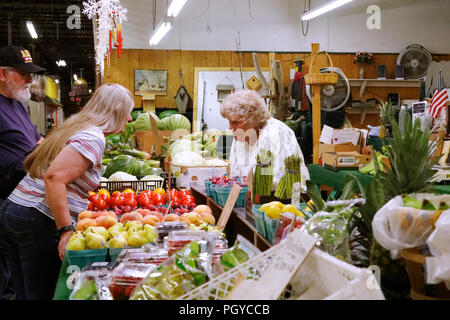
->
[0,45,46,74]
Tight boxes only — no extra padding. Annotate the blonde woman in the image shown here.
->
[0,83,133,299]
[220,89,310,192]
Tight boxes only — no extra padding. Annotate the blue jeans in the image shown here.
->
[0,199,61,300]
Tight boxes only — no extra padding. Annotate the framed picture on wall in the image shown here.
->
[134,69,167,96]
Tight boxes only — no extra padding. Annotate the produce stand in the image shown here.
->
[190,185,272,251]
[309,164,450,196]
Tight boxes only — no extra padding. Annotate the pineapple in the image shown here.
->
[378,101,395,138]
[348,116,439,299]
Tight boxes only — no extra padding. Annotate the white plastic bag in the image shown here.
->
[372,194,450,252]
[426,210,450,256]
[426,254,450,290]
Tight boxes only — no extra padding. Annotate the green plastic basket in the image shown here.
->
[263,213,281,245]
[108,245,141,262]
[66,247,108,269]
[214,186,248,207]
[204,181,213,197]
[252,205,267,239]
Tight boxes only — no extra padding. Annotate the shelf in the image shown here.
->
[349,79,421,97]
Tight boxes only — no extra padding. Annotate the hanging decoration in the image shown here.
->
[82,0,127,76]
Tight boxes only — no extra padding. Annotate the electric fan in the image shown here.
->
[397,44,432,80]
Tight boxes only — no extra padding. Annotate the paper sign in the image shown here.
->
[227,229,316,300]
[319,125,334,144]
[332,129,361,145]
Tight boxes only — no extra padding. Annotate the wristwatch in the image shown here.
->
[58,223,75,236]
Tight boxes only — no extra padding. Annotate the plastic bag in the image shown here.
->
[302,199,363,263]
[372,194,450,252]
[426,254,450,290]
[426,209,450,256]
[129,239,215,300]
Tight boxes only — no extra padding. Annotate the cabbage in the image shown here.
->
[169,139,204,157]
[135,112,160,131]
[109,171,138,182]
[100,177,109,182]
[104,155,141,178]
[140,175,164,182]
[171,151,207,166]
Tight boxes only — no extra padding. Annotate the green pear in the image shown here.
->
[108,223,125,237]
[67,237,86,251]
[85,226,109,241]
[69,231,85,243]
[119,231,129,241]
[125,221,143,232]
[85,232,106,249]
[143,224,154,232]
[127,230,148,247]
[189,224,200,231]
[108,235,128,248]
[145,227,157,243]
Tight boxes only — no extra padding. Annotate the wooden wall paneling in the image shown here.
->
[163,50,181,109]
[206,50,220,67]
[180,50,194,101]
[219,51,233,67]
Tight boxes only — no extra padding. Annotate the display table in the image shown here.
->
[308,164,450,195]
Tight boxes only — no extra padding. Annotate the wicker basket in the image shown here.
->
[401,247,450,300]
[304,51,338,85]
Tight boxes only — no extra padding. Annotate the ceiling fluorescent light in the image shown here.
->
[149,17,173,46]
[301,0,354,21]
[167,0,188,17]
[26,21,38,39]
[73,74,78,81]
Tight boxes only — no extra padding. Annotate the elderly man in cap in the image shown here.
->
[0,45,45,299]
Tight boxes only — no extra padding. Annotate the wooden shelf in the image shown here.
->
[349,79,421,97]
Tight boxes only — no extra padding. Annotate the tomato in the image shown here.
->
[153,188,166,196]
[111,196,124,207]
[152,193,165,205]
[99,193,110,206]
[122,188,135,194]
[181,199,194,206]
[112,191,121,196]
[124,197,137,207]
[171,196,180,206]
[95,198,108,210]
[154,201,165,207]
[138,193,152,207]
[124,192,137,201]
[181,195,195,203]
[88,201,94,210]
[89,193,99,203]
[97,188,110,198]
[169,188,178,198]
[178,189,191,197]
[88,191,96,196]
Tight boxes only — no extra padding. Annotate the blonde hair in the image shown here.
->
[25,83,134,178]
[220,90,270,127]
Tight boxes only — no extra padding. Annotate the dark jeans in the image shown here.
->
[0,198,15,300]
[0,199,61,300]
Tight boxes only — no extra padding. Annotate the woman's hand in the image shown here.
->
[58,230,74,260]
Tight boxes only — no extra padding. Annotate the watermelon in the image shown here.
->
[284,120,301,136]
[165,114,191,131]
[135,112,160,131]
[159,110,179,119]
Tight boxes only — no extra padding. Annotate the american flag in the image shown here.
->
[430,71,448,119]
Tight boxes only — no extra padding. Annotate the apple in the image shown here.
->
[141,215,160,226]
[163,213,179,222]
[193,205,212,215]
[90,211,108,219]
[147,211,164,222]
[78,210,93,221]
[199,212,215,225]
[76,218,97,231]
[95,215,117,230]
[180,212,202,226]
[135,208,151,217]
[120,211,143,224]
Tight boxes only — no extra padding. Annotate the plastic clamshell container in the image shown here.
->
[155,221,189,242]
[108,245,140,262]
[167,230,208,255]
[108,262,156,300]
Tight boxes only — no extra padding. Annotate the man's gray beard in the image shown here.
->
[9,85,31,105]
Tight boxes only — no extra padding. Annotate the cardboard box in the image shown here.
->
[135,130,174,156]
[322,151,372,168]
[171,163,229,189]
[319,143,361,159]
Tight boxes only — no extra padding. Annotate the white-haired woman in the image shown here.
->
[0,83,134,299]
[220,89,310,192]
